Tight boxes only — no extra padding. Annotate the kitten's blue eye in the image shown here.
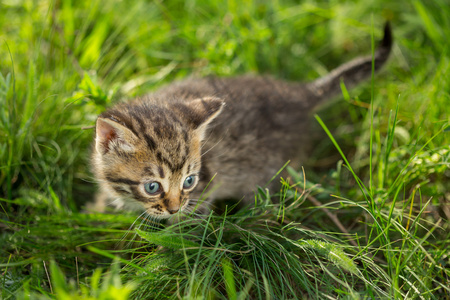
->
[144,182,161,195]
[183,176,196,189]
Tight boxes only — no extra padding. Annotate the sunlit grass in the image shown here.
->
[1,0,449,299]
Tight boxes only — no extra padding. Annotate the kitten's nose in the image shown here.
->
[167,208,179,214]
[164,197,180,214]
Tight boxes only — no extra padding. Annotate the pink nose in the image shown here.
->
[164,198,180,214]
[167,207,179,214]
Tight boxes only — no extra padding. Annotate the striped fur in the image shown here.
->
[92,23,392,219]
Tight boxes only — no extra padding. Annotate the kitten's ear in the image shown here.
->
[95,117,136,155]
[184,97,225,139]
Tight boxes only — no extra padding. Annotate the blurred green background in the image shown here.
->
[0,0,449,298]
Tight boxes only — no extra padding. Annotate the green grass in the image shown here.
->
[1,0,449,299]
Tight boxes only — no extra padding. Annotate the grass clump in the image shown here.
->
[1,0,449,299]
[123,193,385,299]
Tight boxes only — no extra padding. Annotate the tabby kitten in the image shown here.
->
[92,24,392,219]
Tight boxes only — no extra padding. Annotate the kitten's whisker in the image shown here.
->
[201,147,229,161]
[200,135,226,158]
[108,198,123,207]
[116,210,147,248]
[127,214,149,248]
[143,212,157,230]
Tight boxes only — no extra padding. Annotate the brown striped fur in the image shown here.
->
[91,23,392,219]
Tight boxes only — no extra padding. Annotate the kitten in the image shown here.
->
[91,23,392,219]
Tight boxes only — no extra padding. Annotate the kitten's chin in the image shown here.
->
[145,208,187,220]
[150,213,172,220]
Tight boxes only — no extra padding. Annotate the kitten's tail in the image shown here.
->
[308,22,392,102]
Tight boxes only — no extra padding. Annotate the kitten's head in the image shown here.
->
[92,97,224,218]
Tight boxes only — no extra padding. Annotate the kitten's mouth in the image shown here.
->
[146,211,175,220]
[145,202,189,219]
